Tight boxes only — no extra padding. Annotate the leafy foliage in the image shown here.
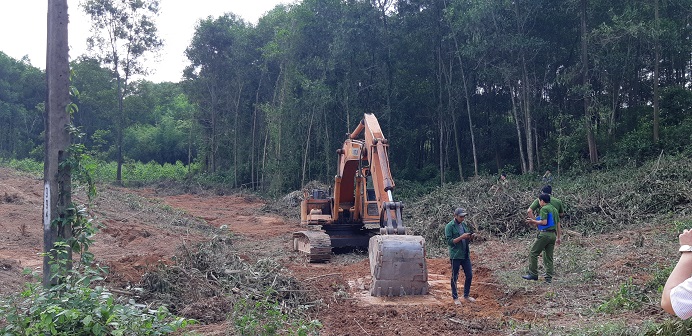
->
[233,297,322,336]
[1,158,44,174]
[645,318,692,336]
[0,198,193,335]
[0,95,194,334]
[0,279,193,335]
[3,0,692,194]
[0,52,44,160]
[596,278,646,313]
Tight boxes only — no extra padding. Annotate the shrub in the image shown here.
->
[0,201,194,335]
[0,280,193,335]
[0,157,194,335]
[596,278,646,314]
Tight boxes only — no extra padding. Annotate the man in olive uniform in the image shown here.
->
[527,185,564,247]
[445,207,476,304]
[523,193,559,283]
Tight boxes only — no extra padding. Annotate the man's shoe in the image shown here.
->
[522,274,538,281]
[453,299,461,305]
[545,278,552,284]
[463,296,476,302]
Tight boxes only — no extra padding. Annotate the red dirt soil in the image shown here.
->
[0,167,670,335]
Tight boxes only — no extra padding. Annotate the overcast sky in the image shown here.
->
[0,0,292,83]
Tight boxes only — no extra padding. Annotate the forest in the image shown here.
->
[1,0,691,194]
[2,1,692,334]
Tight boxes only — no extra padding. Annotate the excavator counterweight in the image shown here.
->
[293,113,428,296]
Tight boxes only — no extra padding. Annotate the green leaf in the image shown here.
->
[82,314,93,326]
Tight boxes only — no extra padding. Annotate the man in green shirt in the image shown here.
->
[527,185,564,246]
[445,207,476,304]
[523,193,559,283]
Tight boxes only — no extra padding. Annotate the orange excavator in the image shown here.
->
[293,113,428,297]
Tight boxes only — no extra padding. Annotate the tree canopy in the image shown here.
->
[1,0,691,193]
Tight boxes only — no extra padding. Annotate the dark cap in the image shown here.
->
[454,207,468,216]
[541,185,552,195]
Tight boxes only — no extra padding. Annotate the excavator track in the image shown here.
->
[293,230,332,263]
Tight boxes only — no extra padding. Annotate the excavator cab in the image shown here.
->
[294,113,428,296]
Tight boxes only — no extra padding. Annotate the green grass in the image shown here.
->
[1,158,43,175]
[0,158,197,184]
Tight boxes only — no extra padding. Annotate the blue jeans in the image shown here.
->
[450,258,472,299]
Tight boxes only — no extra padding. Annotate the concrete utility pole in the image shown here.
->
[43,0,72,287]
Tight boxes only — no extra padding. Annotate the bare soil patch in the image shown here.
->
[0,167,678,335]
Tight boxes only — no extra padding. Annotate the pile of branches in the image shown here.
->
[565,156,692,233]
[137,237,314,324]
[403,176,539,250]
[404,155,692,250]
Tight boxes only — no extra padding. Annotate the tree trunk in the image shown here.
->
[322,107,331,180]
[437,45,446,185]
[208,80,218,173]
[557,120,563,179]
[521,59,534,172]
[44,0,72,287]
[534,124,540,170]
[452,116,464,181]
[251,73,264,190]
[514,1,534,173]
[449,34,478,177]
[302,107,316,187]
[582,0,598,163]
[233,84,243,188]
[116,73,123,184]
[510,84,527,174]
[187,119,192,171]
[261,129,269,192]
[653,0,660,143]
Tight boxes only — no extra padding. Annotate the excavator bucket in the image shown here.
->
[368,235,428,296]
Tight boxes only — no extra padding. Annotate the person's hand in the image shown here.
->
[556,237,561,246]
[679,229,692,246]
[525,218,534,225]
[463,233,473,240]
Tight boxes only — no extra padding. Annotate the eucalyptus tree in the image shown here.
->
[393,0,460,183]
[71,57,117,157]
[439,0,482,180]
[0,52,45,159]
[579,0,599,163]
[556,0,692,165]
[82,0,163,183]
[650,0,692,143]
[287,0,343,187]
[253,1,336,193]
[184,14,256,189]
[443,0,556,174]
[653,0,661,143]
[123,86,191,165]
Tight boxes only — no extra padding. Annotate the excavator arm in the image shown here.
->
[349,114,406,235]
[295,113,428,296]
[357,114,428,296]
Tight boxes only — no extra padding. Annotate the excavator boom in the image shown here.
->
[294,113,428,296]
